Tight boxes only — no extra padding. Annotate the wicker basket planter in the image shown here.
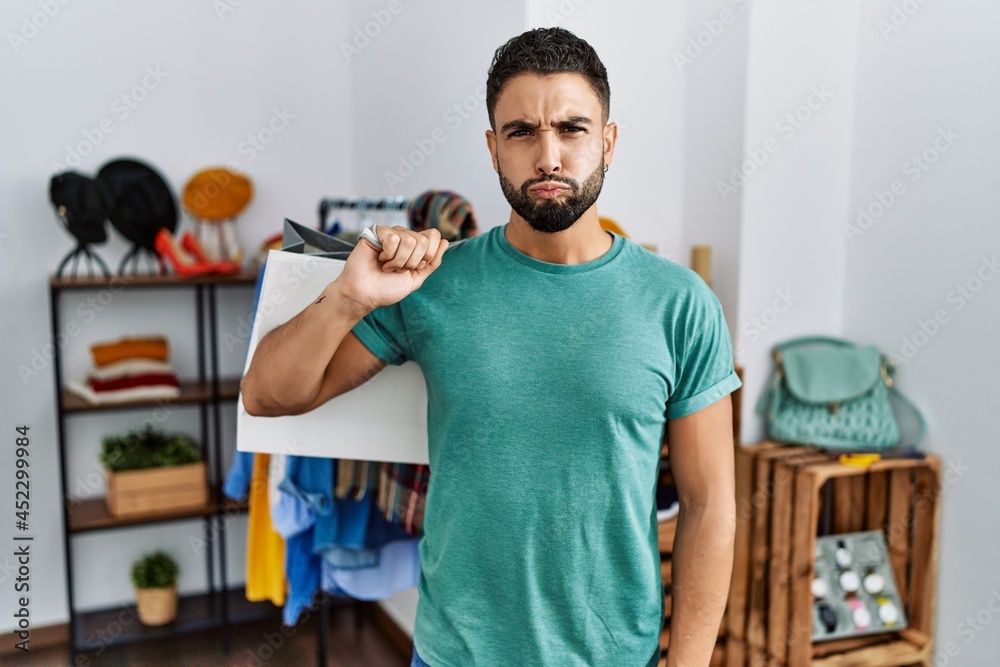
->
[135,586,178,626]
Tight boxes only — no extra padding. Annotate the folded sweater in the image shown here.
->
[90,336,169,366]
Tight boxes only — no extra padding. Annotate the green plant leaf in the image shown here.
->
[102,425,201,472]
[131,550,180,589]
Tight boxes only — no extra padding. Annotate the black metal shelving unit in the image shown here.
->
[47,270,278,660]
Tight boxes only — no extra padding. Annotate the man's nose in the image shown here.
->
[535,131,561,175]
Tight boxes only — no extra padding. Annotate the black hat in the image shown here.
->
[49,171,113,244]
[96,158,177,250]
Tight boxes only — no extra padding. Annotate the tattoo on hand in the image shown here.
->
[314,296,326,304]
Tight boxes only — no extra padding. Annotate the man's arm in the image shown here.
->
[288,330,387,415]
[664,394,737,667]
[241,283,372,416]
[241,226,448,417]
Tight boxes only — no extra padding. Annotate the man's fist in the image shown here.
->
[333,226,449,314]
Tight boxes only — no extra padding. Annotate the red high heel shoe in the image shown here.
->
[154,228,214,277]
[181,231,240,274]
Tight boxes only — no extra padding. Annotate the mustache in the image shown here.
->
[521,175,578,193]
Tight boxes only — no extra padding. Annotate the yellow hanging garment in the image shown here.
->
[245,453,286,605]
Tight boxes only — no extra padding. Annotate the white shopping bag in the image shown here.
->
[236,249,429,464]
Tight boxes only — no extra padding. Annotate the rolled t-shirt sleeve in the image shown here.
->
[350,301,411,366]
[666,281,742,419]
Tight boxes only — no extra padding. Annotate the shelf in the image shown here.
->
[49,269,265,660]
[68,489,248,534]
[658,516,678,554]
[51,270,259,290]
[73,586,280,653]
[62,378,241,413]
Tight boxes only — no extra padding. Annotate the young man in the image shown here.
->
[242,27,740,667]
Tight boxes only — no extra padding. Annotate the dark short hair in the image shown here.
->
[486,27,610,131]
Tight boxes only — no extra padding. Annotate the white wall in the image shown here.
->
[677,0,749,343]
[843,1,1000,663]
[734,0,861,385]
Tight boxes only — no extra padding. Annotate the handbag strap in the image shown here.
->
[773,335,858,353]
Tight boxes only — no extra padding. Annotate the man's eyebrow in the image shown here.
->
[499,116,594,133]
[558,116,593,127]
[500,119,535,133]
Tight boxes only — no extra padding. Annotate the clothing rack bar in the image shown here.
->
[318,196,412,231]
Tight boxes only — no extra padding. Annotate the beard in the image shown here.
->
[498,159,605,234]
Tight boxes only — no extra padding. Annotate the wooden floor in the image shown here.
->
[14,605,410,667]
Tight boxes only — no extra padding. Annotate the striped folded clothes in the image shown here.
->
[67,378,181,404]
[69,336,181,404]
[88,372,180,393]
[90,336,170,367]
[88,358,174,380]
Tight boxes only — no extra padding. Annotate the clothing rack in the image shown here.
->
[318,196,411,234]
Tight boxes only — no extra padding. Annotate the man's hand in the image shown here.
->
[664,394,737,667]
[241,225,446,417]
[337,225,449,314]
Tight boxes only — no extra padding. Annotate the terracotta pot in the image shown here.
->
[135,586,177,626]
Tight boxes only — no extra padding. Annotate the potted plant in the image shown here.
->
[131,550,180,626]
[101,425,208,518]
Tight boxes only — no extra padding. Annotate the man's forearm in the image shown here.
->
[665,502,736,667]
[241,280,369,415]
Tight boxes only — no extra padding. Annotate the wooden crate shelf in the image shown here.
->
[724,442,941,667]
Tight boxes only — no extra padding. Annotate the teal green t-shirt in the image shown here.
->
[351,223,741,667]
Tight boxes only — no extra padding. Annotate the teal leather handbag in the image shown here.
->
[755,336,927,452]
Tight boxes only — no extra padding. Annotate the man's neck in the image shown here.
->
[504,212,613,265]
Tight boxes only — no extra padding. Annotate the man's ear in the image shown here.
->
[603,121,618,170]
[485,129,499,173]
